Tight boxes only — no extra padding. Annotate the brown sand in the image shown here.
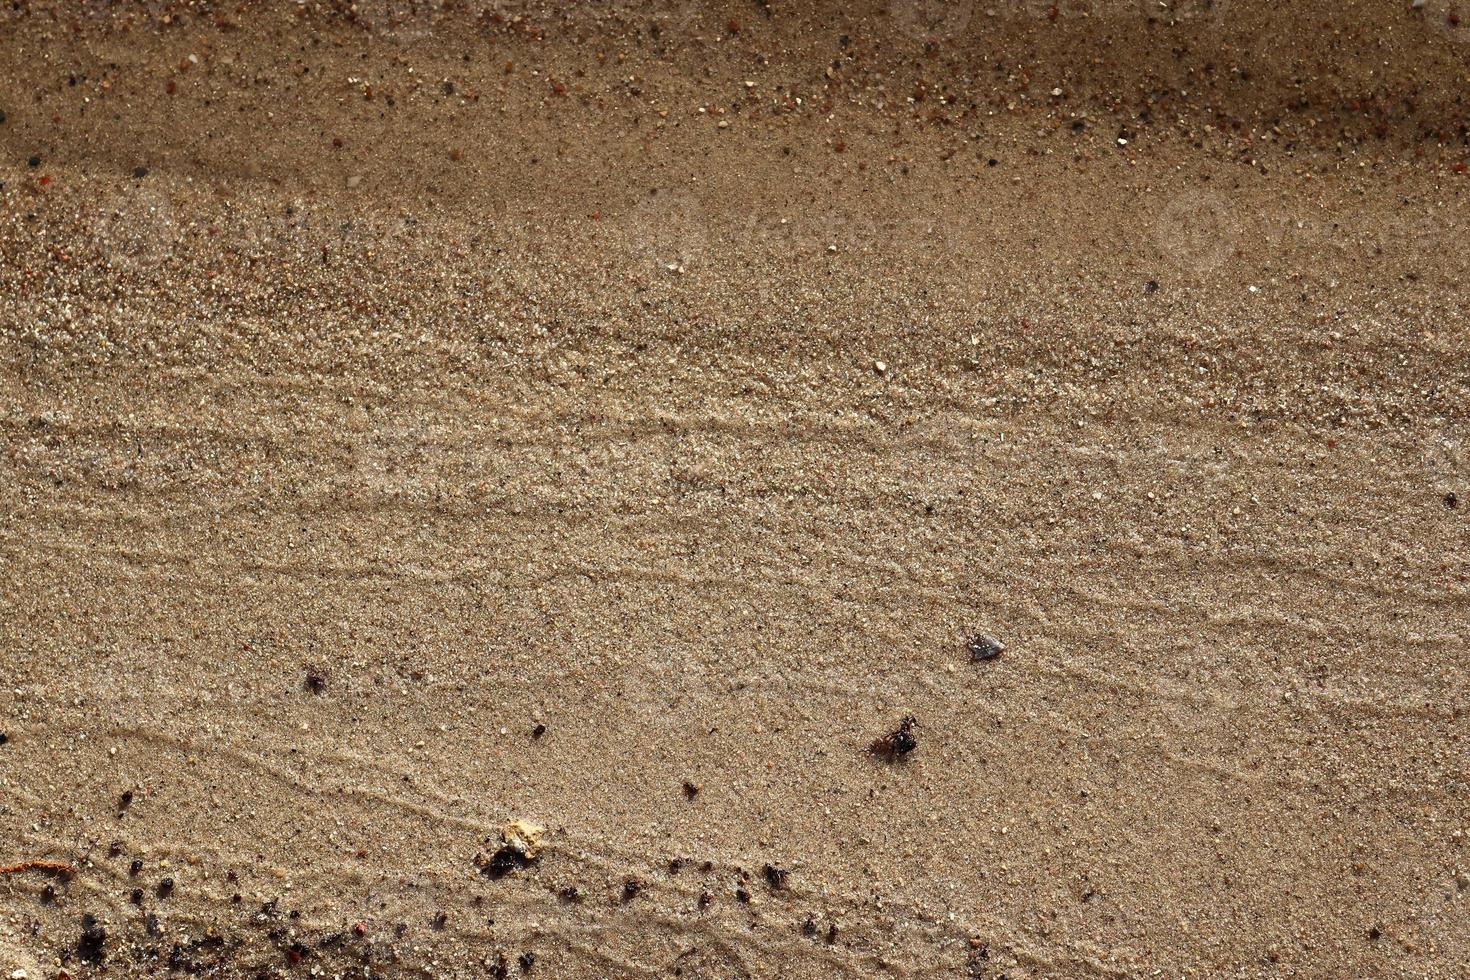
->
[1,1,1468,977]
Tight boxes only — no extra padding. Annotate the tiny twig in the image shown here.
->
[0,860,76,879]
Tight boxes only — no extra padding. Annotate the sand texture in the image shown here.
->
[1,1,1468,977]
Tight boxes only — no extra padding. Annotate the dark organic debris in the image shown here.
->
[480,845,532,880]
[518,951,536,973]
[622,879,643,901]
[966,939,990,977]
[476,821,544,880]
[1447,492,1459,509]
[967,633,1005,662]
[682,780,700,799]
[531,723,546,739]
[78,914,107,964]
[870,715,918,760]
[304,669,327,694]
[762,863,789,891]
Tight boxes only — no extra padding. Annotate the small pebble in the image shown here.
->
[967,633,1005,662]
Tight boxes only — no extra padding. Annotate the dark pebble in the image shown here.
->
[735,886,750,904]
[304,670,327,694]
[1447,492,1459,509]
[132,166,148,179]
[682,780,699,799]
[557,885,580,902]
[801,916,817,936]
[157,877,174,898]
[129,888,143,905]
[518,951,535,973]
[622,879,642,901]
[41,884,56,904]
[28,155,41,168]
[129,859,143,876]
[119,789,134,809]
[1145,279,1159,293]
[0,732,8,746]
[531,723,546,738]
[967,633,1005,662]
